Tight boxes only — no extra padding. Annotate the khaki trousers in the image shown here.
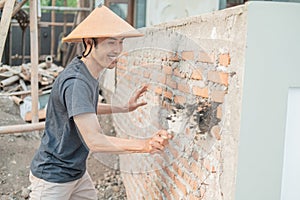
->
[29,171,97,200]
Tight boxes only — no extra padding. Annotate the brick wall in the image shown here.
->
[102,5,247,200]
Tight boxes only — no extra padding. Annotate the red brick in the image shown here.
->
[174,68,185,78]
[131,68,143,75]
[151,73,166,84]
[188,193,201,200]
[166,76,177,89]
[189,178,199,191]
[174,95,186,104]
[219,53,231,66]
[191,161,204,181]
[203,158,211,172]
[172,163,183,177]
[192,150,199,161]
[164,167,175,181]
[154,87,163,95]
[144,71,150,78]
[208,71,228,86]
[211,125,221,140]
[182,172,192,187]
[155,180,163,190]
[120,51,129,56]
[216,105,222,119]
[170,185,181,200]
[178,83,190,93]
[211,90,227,103]
[182,51,194,60]
[192,87,208,98]
[169,52,180,62]
[211,165,217,173]
[117,64,127,70]
[163,188,171,200]
[198,51,215,63]
[163,65,173,75]
[163,90,173,99]
[179,157,190,170]
[116,69,125,76]
[168,145,180,159]
[200,187,206,197]
[185,127,190,135]
[190,69,202,80]
[174,177,187,195]
[117,57,128,64]
[162,101,172,110]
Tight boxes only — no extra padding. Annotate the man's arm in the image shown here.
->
[96,102,127,114]
[74,112,171,154]
[97,85,148,114]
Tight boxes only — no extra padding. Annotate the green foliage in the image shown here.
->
[39,0,77,7]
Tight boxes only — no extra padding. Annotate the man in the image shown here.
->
[29,5,172,199]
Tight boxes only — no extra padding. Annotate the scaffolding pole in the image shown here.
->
[29,0,39,124]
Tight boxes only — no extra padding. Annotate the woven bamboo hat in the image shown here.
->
[62,5,144,43]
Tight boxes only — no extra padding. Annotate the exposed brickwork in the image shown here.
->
[114,45,233,199]
[109,7,245,200]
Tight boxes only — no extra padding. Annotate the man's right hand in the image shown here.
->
[144,130,173,154]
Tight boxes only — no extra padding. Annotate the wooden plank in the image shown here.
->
[0,0,15,62]
[25,109,46,122]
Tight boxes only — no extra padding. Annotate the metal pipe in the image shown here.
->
[0,75,20,87]
[0,122,45,135]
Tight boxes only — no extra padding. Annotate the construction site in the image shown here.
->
[1,0,300,200]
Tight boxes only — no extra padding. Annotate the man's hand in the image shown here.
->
[126,85,148,112]
[144,130,173,154]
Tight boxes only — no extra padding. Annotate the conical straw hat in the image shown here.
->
[62,5,144,43]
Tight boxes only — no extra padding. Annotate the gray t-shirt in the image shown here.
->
[30,57,99,183]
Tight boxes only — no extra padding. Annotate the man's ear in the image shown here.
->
[82,38,94,57]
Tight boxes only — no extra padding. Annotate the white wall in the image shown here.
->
[281,88,300,200]
[235,2,300,200]
[146,0,219,26]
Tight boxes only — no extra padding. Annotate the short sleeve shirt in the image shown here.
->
[30,57,99,183]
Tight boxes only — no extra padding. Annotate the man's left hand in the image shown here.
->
[126,85,148,112]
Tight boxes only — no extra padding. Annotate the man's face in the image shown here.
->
[91,37,124,69]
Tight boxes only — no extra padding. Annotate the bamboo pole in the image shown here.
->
[39,21,74,27]
[0,0,7,9]
[29,0,39,124]
[0,122,45,135]
[22,5,91,12]
[50,0,56,57]
[12,0,28,16]
[63,0,67,35]
[0,0,15,62]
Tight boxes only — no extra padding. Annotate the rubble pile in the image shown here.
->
[95,170,127,200]
[0,58,64,95]
[0,58,64,122]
